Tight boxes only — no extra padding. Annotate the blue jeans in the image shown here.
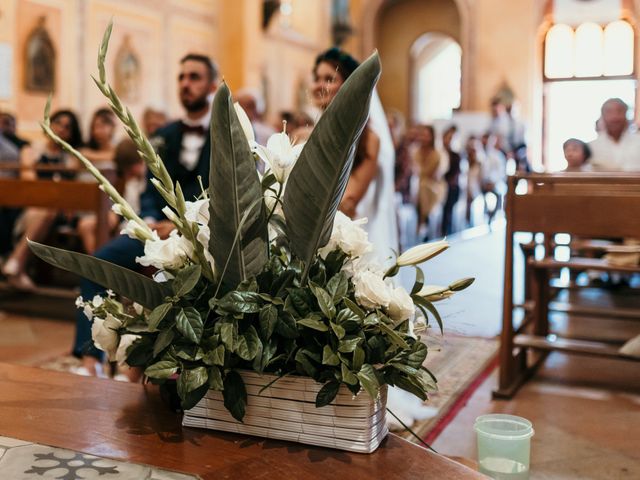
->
[73,234,144,359]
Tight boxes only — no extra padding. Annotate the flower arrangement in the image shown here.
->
[30,22,473,422]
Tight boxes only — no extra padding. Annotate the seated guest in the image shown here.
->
[0,112,30,151]
[142,107,168,137]
[1,113,30,256]
[72,53,218,376]
[1,110,83,290]
[76,139,147,254]
[79,108,116,171]
[480,131,506,223]
[563,138,591,172]
[412,125,442,240]
[589,98,640,172]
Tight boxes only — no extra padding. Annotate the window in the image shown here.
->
[543,20,635,171]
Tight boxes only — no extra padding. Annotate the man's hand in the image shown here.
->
[149,220,175,239]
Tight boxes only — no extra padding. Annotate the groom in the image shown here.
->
[73,53,219,375]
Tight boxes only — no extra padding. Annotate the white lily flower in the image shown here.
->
[256,132,304,183]
[396,240,449,267]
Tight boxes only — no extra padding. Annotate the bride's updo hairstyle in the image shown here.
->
[313,47,360,81]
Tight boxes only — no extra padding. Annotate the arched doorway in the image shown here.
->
[411,33,462,123]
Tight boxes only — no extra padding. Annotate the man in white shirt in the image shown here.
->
[589,98,640,172]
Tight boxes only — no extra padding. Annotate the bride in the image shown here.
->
[306,48,398,262]
[306,49,433,430]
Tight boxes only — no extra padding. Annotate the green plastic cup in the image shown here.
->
[474,414,534,479]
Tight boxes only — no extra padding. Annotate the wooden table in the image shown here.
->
[0,363,484,479]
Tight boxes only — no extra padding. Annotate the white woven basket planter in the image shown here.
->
[182,370,389,453]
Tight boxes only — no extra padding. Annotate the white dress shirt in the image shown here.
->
[180,109,210,171]
[589,129,640,172]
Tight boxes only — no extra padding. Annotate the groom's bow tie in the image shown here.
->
[180,122,207,136]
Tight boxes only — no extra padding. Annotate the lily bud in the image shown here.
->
[417,285,454,302]
[449,277,475,292]
[396,240,449,266]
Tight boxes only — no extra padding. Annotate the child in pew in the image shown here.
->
[563,138,591,172]
[1,110,83,291]
[77,139,146,254]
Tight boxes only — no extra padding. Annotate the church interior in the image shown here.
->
[0,1,639,479]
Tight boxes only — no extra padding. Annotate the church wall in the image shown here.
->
[2,0,220,142]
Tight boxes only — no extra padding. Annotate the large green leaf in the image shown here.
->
[28,240,170,309]
[282,53,381,281]
[208,83,268,290]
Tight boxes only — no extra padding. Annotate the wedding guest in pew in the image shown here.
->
[1,112,32,257]
[72,54,219,377]
[589,98,640,172]
[563,138,592,172]
[76,139,146,254]
[78,108,116,175]
[0,111,30,151]
[0,110,83,290]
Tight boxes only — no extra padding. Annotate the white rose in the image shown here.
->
[115,334,141,365]
[319,211,373,259]
[354,270,391,310]
[386,286,415,322]
[185,199,210,225]
[75,296,84,308]
[83,305,94,320]
[136,230,192,270]
[91,313,121,360]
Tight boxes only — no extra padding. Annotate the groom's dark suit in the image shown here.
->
[73,120,211,358]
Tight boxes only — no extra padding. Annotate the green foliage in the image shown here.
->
[28,241,171,309]
[208,83,268,291]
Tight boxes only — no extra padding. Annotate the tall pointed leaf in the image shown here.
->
[28,240,170,308]
[282,53,381,281]
[208,83,268,290]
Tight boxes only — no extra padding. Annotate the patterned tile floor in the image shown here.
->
[0,436,199,480]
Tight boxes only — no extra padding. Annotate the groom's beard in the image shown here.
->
[182,95,209,113]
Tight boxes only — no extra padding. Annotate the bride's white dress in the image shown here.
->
[355,91,398,264]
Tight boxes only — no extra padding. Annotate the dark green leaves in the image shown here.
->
[298,315,329,332]
[217,290,262,314]
[223,370,247,422]
[316,381,340,407]
[236,326,261,361]
[172,264,201,297]
[144,360,178,379]
[28,240,171,309]
[259,304,278,339]
[282,53,381,282]
[209,83,268,291]
[356,364,379,399]
[147,302,173,331]
[309,282,336,320]
[176,308,203,343]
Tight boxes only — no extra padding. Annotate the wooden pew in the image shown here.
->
[0,166,114,294]
[495,172,640,398]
